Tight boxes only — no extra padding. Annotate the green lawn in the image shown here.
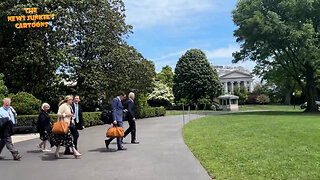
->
[165,110,216,116]
[166,105,303,116]
[183,111,320,179]
[239,105,303,112]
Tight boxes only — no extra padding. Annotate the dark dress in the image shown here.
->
[37,111,52,141]
[50,130,74,148]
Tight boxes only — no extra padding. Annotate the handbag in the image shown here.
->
[106,126,124,138]
[52,118,69,134]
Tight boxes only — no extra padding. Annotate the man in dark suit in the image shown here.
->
[105,92,127,150]
[65,95,84,154]
[123,92,139,144]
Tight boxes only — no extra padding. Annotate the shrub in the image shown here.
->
[10,92,42,115]
[147,80,174,107]
[256,94,270,104]
[136,106,166,118]
[82,112,104,127]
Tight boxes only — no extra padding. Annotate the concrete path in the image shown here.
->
[0,114,211,180]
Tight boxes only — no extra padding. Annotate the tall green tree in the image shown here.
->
[232,0,320,112]
[0,1,66,100]
[101,44,155,101]
[254,65,299,105]
[173,49,222,104]
[53,0,132,110]
[0,73,8,96]
[156,65,174,88]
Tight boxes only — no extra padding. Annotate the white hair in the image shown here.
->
[41,103,50,110]
[3,97,10,103]
[129,92,135,98]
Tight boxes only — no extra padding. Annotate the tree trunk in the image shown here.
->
[284,87,292,105]
[305,65,318,112]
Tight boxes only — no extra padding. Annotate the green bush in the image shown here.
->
[16,114,58,127]
[10,92,42,115]
[82,112,104,127]
[136,106,166,119]
[15,112,103,129]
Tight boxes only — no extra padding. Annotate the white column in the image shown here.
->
[245,81,249,91]
[249,81,253,92]
[231,81,234,92]
[224,82,228,93]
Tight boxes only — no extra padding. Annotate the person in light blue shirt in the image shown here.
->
[0,97,21,160]
[0,98,17,124]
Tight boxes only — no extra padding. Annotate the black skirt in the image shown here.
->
[39,130,51,141]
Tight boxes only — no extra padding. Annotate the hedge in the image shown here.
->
[14,107,166,132]
[135,106,166,119]
[15,113,102,130]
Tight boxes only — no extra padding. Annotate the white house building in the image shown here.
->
[214,66,254,93]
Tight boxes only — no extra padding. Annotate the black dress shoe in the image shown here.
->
[131,141,139,144]
[105,140,110,149]
[118,147,127,150]
[64,151,73,155]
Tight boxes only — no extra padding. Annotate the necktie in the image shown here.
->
[75,104,79,123]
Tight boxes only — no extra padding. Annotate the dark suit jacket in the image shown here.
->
[126,99,135,120]
[111,97,124,122]
[72,103,84,129]
[0,117,14,137]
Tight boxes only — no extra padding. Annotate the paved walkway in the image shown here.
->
[0,114,211,180]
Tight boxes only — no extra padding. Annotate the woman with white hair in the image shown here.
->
[50,95,81,158]
[36,103,52,152]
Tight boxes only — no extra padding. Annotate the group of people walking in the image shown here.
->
[0,92,138,160]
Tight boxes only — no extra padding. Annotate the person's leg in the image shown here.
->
[65,125,78,154]
[130,120,137,143]
[116,121,125,150]
[55,146,60,158]
[4,136,21,160]
[73,128,79,150]
[123,125,132,138]
[71,147,81,158]
[105,137,114,149]
[42,140,51,151]
[0,138,6,155]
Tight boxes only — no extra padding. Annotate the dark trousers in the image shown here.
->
[105,121,123,149]
[0,136,18,157]
[124,119,136,142]
[65,124,79,153]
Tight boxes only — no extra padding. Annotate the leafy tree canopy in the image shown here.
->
[173,49,222,104]
[232,0,320,111]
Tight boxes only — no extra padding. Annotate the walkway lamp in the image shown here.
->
[292,92,295,109]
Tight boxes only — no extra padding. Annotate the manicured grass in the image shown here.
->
[166,110,215,116]
[183,111,320,179]
[239,105,303,112]
[166,105,303,116]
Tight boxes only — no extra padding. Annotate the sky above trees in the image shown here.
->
[123,0,256,72]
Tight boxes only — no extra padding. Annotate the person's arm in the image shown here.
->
[128,101,135,120]
[10,107,17,116]
[111,98,117,124]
